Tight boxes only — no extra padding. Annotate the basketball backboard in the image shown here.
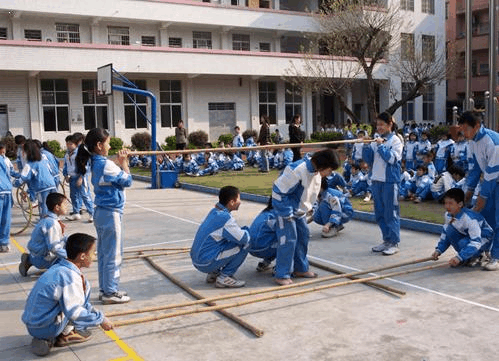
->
[97,63,113,96]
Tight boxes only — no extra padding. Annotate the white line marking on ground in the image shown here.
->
[130,203,201,225]
[124,239,192,250]
[308,255,499,313]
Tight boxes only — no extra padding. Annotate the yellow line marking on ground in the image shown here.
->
[104,329,144,361]
[10,237,25,253]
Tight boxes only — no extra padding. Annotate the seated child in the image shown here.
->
[422,152,437,181]
[347,163,369,197]
[342,158,352,183]
[22,233,113,356]
[183,154,200,176]
[248,198,278,272]
[327,171,347,191]
[19,193,68,276]
[431,188,493,267]
[431,165,466,202]
[311,177,353,238]
[190,186,250,288]
[198,152,220,176]
[400,165,432,203]
[416,131,432,166]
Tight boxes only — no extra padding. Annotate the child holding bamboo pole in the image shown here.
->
[431,188,493,267]
[190,186,250,288]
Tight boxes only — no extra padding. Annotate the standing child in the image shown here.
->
[416,131,431,166]
[431,188,493,267]
[272,148,340,285]
[0,143,13,252]
[19,193,68,276]
[434,133,454,174]
[351,130,366,166]
[190,186,250,288]
[451,132,468,172]
[22,233,113,356]
[76,128,132,304]
[403,132,418,171]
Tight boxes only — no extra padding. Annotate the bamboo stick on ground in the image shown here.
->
[308,259,406,297]
[113,262,448,327]
[123,247,191,254]
[123,250,190,261]
[142,257,264,337]
[108,257,434,318]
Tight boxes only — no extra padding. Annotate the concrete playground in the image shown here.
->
[1,180,499,361]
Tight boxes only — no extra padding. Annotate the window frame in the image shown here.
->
[82,79,109,130]
[401,82,415,122]
[159,80,183,128]
[400,0,414,11]
[284,82,302,125]
[169,37,182,48]
[56,23,80,43]
[193,31,212,49]
[41,79,70,132]
[232,33,250,51]
[25,29,42,41]
[258,81,277,125]
[400,33,415,61]
[141,35,156,46]
[123,80,148,129]
[108,26,130,45]
[422,0,435,14]
[422,34,435,62]
[0,27,7,40]
[422,84,435,121]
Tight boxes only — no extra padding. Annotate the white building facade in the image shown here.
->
[0,0,445,145]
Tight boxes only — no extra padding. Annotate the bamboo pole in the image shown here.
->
[128,139,376,157]
[113,262,448,327]
[123,247,191,254]
[122,250,190,261]
[142,257,264,337]
[308,260,406,297]
[108,257,434,318]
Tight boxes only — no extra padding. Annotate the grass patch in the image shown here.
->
[132,167,444,224]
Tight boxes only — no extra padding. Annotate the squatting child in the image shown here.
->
[248,198,278,273]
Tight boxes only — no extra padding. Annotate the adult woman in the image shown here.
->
[289,114,305,162]
[362,112,403,255]
[175,120,188,150]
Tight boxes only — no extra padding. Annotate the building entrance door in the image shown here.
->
[0,105,8,137]
[208,103,236,143]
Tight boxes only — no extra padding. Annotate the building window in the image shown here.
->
[0,27,7,40]
[401,82,415,122]
[124,80,148,129]
[193,31,212,49]
[422,0,435,14]
[400,0,414,11]
[445,2,449,19]
[25,29,42,41]
[82,79,109,130]
[160,80,182,128]
[400,33,414,61]
[260,0,271,8]
[422,35,435,62]
[479,63,489,75]
[231,0,248,5]
[108,26,130,45]
[169,37,182,48]
[422,85,435,121]
[259,81,277,125]
[259,42,271,52]
[56,23,80,43]
[232,34,250,51]
[141,36,155,46]
[285,82,302,124]
[41,79,69,132]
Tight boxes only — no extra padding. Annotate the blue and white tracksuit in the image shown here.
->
[41,149,60,189]
[434,139,454,174]
[435,208,493,262]
[344,130,355,156]
[183,159,200,175]
[342,161,352,183]
[430,172,461,201]
[425,161,437,181]
[403,140,418,171]
[195,152,205,166]
[272,156,321,279]
[233,134,244,157]
[416,139,432,165]
[363,133,403,246]
[0,156,13,246]
[22,259,103,340]
[245,137,257,166]
[63,150,94,215]
[327,172,347,191]
[351,142,364,166]
[274,149,293,170]
[248,209,278,263]
[451,141,468,172]
[465,126,499,259]
[224,154,245,171]
[190,203,250,277]
[312,188,353,228]
[348,170,369,197]
[14,159,57,217]
[91,155,132,295]
[198,157,220,176]
[27,211,67,270]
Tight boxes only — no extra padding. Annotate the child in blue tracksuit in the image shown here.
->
[272,149,340,285]
[403,132,418,171]
[434,133,454,174]
[416,131,431,166]
[311,177,353,238]
[198,152,220,176]
[0,143,13,252]
[347,163,369,197]
[183,154,200,175]
[76,128,132,304]
[190,186,250,288]
[248,198,278,272]
[40,142,60,190]
[63,135,94,222]
[274,148,293,170]
[22,233,113,357]
[327,171,348,191]
[451,132,468,172]
[19,193,68,276]
[351,130,366,166]
[431,188,493,267]
[14,140,57,217]
[431,165,466,202]
[363,112,403,256]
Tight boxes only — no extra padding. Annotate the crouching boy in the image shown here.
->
[190,186,250,288]
[22,233,113,356]
[431,188,493,267]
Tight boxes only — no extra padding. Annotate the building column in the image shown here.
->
[90,19,99,44]
[304,87,313,135]
[221,28,231,50]
[186,77,195,130]
[274,0,280,10]
[10,14,22,40]
[27,73,40,140]
[159,23,170,47]
[249,78,260,130]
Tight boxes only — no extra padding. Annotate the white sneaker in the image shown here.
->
[321,226,338,238]
[101,291,130,304]
[372,242,390,252]
[483,258,499,271]
[215,275,245,288]
[363,193,372,202]
[382,244,399,256]
[99,290,128,301]
[65,213,81,221]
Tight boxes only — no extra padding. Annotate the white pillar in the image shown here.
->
[27,74,40,139]
[90,21,99,44]
[274,0,280,10]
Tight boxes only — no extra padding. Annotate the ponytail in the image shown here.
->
[75,143,91,175]
[75,128,109,175]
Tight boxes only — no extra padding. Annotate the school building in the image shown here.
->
[0,0,445,145]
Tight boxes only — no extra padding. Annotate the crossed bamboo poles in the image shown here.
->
[108,254,447,334]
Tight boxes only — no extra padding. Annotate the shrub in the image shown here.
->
[242,129,258,142]
[164,135,176,150]
[131,132,151,151]
[428,125,450,143]
[46,140,65,158]
[188,130,209,147]
[218,133,233,146]
[0,136,16,159]
[309,131,345,149]
[109,137,123,156]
